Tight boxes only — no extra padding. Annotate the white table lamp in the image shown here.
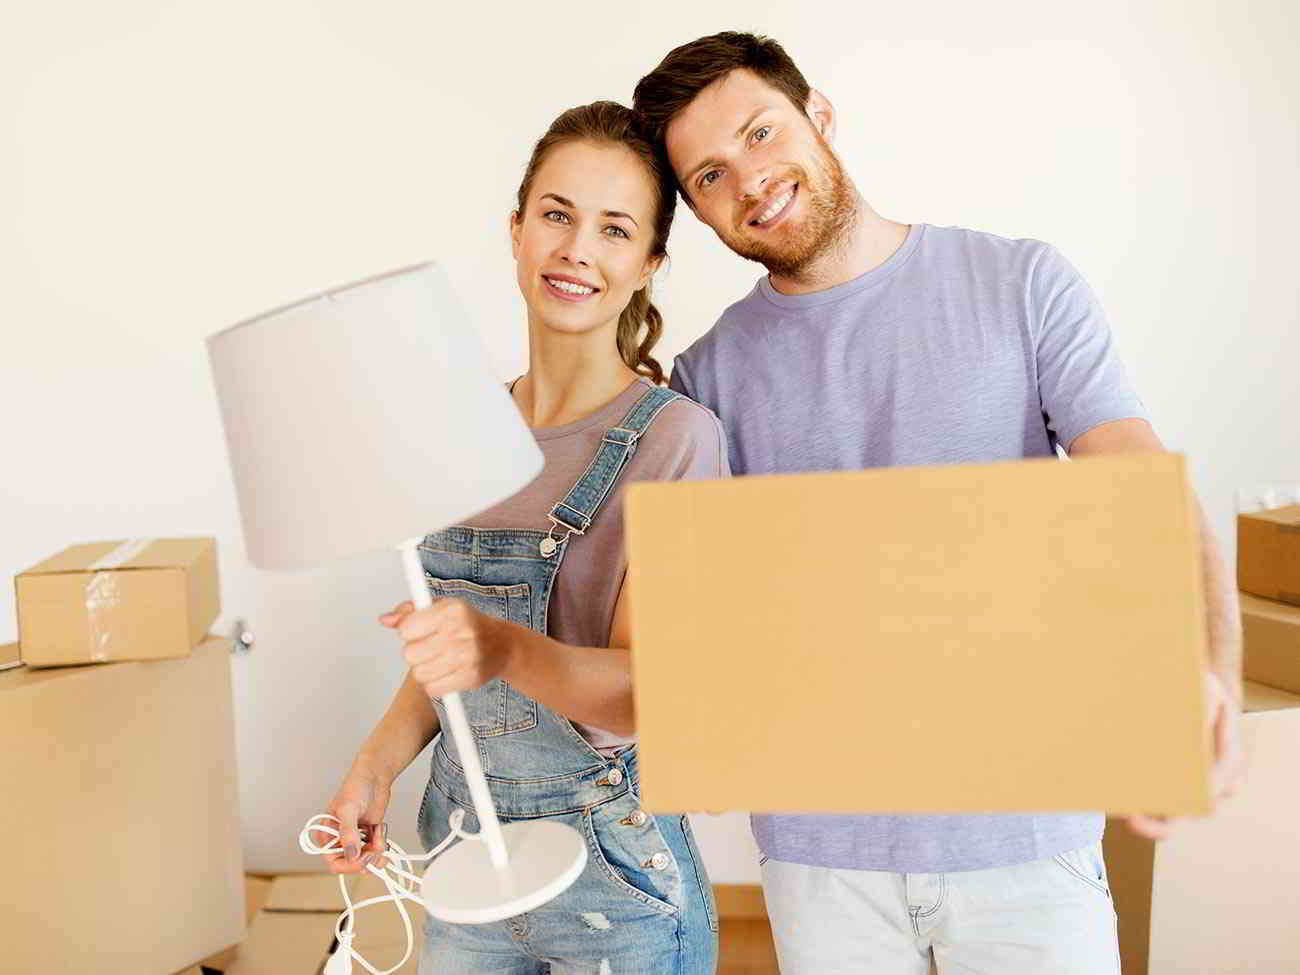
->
[207,261,587,925]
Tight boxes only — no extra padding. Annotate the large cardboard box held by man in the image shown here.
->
[1103,680,1300,974]
[1,636,244,973]
[624,452,1212,816]
[15,536,220,666]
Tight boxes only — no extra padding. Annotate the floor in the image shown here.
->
[718,916,781,974]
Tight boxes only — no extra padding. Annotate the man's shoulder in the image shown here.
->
[924,223,1062,278]
[674,279,767,369]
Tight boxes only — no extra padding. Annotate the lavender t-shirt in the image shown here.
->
[669,223,1149,873]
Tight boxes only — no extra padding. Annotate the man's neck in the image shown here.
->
[767,197,910,297]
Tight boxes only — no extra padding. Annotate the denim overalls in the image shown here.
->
[415,385,719,975]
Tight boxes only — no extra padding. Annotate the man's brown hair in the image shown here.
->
[632,32,812,158]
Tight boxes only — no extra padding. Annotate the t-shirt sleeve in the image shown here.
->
[1030,244,1149,451]
[667,356,695,401]
[666,404,731,481]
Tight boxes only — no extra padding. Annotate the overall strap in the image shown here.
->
[543,385,681,552]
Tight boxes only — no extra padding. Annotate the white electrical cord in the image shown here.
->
[299,809,480,975]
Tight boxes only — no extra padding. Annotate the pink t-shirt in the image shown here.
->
[463,376,730,754]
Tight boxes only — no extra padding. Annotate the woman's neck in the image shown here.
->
[513,317,641,429]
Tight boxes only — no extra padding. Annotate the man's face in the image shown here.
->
[664,69,854,278]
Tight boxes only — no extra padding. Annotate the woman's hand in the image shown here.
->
[316,756,393,874]
[382,597,515,701]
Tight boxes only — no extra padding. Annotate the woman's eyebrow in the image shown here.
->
[540,193,639,228]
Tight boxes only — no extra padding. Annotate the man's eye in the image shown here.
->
[753,126,771,142]
[544,210,570,223]
[604,226,629,239]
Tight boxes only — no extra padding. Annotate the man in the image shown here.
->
[633,32,1244,973]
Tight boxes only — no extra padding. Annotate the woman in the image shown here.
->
[320,101,726,974]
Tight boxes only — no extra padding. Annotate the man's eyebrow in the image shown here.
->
[540,193,639,228]
[684,106,773,185]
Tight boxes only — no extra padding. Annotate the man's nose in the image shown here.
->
[737,164,772,202]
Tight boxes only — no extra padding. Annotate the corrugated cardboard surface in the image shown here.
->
[265,871,359,912]
[624,452,1211,815]
[1238,504,1300,606]
[223,910,340,975]
[1105,681,1300,974]
[202,875,274,971]
[1241,592,1300,695]
[1,636,244,973]
[226,872,419,974]
[15,536,220,666]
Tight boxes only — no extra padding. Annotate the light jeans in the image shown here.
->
[760,842,1120,974]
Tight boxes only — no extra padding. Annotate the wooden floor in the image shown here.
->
[718,917,781,974]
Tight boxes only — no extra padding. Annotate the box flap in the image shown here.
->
[1241,504,1300,528]
[1240,592,1300,626]
[222,911,337,975]
[20,537,214,576]
[264,872,359,912]
[1242,679,1300,714]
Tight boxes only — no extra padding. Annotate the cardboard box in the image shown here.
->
[1,636,244,973]
[1104,680,1300,974]
[1241,592,1300,695]
[15,537,220,667]
[202,875,274,972]
[226,873,418,975]
[624,452,1211,815]
[0,640,18,671]
[1238,504,1300,606]
[222,910,341,975]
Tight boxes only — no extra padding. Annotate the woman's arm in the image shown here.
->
[358,669,441,782]
[498,579,635,736]
[397,584,636,737]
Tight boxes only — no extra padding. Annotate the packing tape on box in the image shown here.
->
[85,538,156,661]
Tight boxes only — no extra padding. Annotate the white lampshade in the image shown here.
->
[207,262,542,571]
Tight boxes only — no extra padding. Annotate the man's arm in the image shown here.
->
[1068,417,1246,837]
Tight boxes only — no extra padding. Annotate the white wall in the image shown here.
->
[3,0,1297,880]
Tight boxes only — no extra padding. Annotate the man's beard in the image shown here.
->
[720,138,857,280]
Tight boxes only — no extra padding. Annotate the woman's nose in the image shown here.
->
[555,232,593,267]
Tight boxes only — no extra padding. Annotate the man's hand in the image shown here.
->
[385,597,515,700]
[1124,670,1246,840]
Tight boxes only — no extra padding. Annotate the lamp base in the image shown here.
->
[421,820,587,924]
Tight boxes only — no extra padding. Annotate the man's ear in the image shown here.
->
[805,88,836,145]
[508,209,522,260]
[637,253,665,292]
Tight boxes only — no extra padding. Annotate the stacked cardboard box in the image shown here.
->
[1103,507,1300,973]
[1238,504,1300,606]
[2,537,242,973]
[14,537,220,666]
[225,872,420,974]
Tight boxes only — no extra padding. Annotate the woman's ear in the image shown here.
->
[806,88,836,145]
[637,253,665,292]
[508,210,522,260]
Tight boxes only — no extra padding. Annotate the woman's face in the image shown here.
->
[511,140,662,338]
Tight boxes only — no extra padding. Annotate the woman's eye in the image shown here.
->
[543,210,570,224]
[604,226,629,239]
[700,170,721,188]
[753,125,771,143]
